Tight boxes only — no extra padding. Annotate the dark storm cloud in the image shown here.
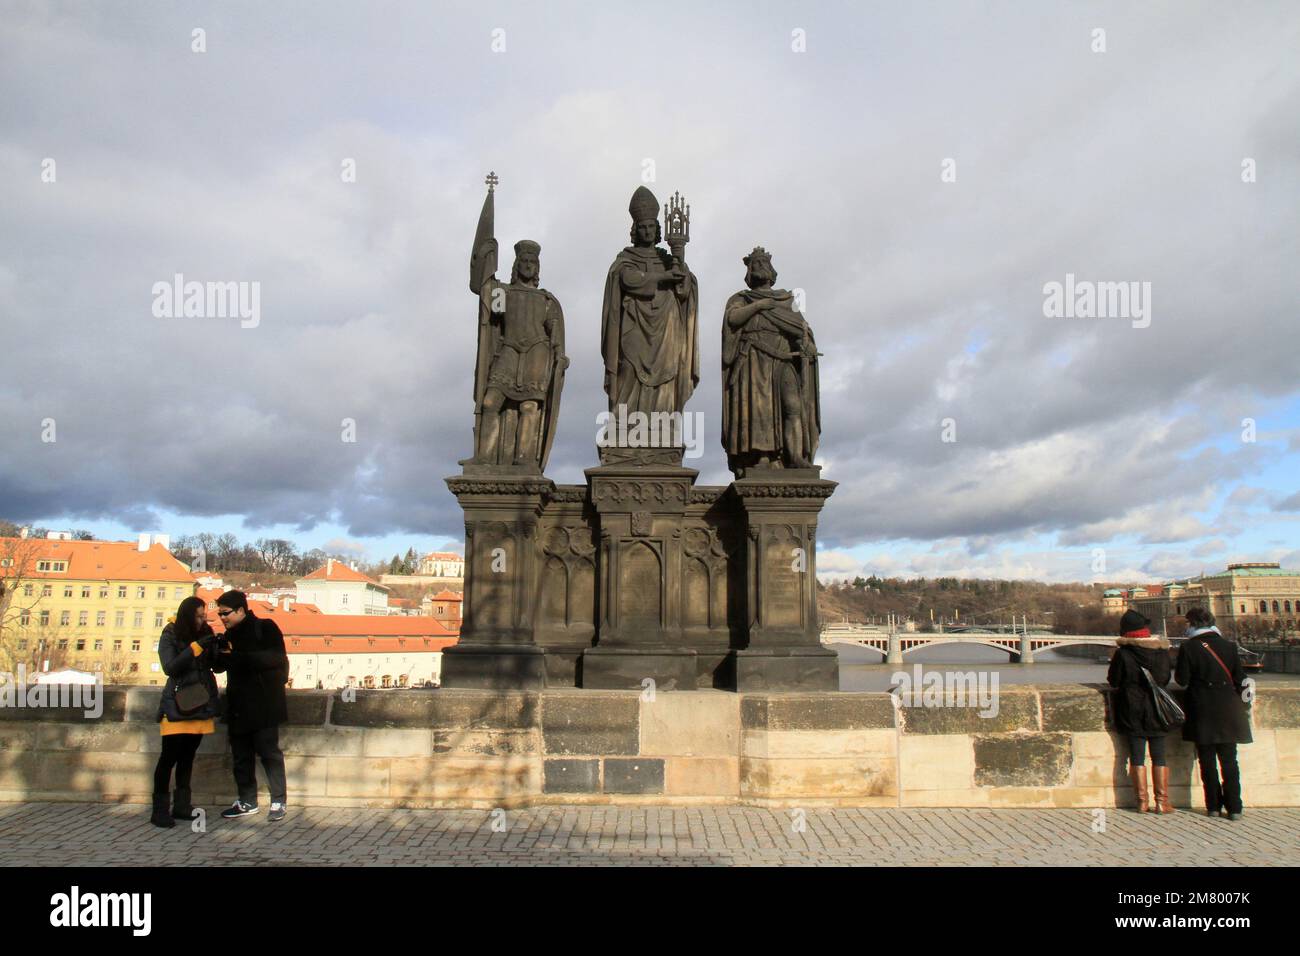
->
[1,2,1297,554]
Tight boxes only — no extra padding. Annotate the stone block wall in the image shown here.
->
[1,683,1297,809]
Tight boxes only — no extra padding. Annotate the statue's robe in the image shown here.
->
[721,288,820,469]
[600,245,699,417]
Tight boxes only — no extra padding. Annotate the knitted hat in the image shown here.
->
[1118,608,1149,635]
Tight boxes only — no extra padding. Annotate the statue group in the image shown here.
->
[444,173,838,693]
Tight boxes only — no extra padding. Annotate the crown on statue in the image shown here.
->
[514,239,540,256]
[743,246,771,266]
[628,185,660,222]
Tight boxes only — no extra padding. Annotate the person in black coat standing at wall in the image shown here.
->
[1175,607,1253,819]
[1107,609,1175,813]
[152,596,222,828]
[211,590,290,822]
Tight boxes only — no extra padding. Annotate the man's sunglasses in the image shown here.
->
[216,608,238,617]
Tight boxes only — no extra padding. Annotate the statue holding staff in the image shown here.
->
[599,186,699,436]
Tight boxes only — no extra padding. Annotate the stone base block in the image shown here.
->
[581,647,697,691]
[731,646,839,691]
[439,644,547,690]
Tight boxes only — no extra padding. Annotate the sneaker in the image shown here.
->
[221,800,259,819]
[269,803,286,822]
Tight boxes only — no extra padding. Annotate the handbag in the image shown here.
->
[174,673,209,715]
[1139,664,1184,728]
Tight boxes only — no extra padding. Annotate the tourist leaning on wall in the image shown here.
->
[1175,607,1253,820]
[1107,609,1175,813]
[152,596,221,828]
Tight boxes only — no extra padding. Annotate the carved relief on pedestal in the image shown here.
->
[538,525,597,631]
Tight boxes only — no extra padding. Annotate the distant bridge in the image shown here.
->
[820,624,1117,664]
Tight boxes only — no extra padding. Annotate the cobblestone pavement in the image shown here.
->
[1,803,1296,866]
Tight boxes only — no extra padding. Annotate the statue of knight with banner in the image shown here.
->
[462,172,569,473]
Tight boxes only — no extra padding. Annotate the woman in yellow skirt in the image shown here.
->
[152,595,220,828]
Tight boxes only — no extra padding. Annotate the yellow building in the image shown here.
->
[1123,562,1299,639]
[0,534,196,685]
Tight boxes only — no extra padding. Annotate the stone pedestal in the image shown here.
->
[440,475,552,689]
[580,464,700,690]
[730,470,840,691]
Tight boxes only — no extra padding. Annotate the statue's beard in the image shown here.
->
[511,269,540,286]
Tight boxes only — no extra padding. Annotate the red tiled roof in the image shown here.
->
[298,560,387,588]
[430,589,463,601]
[284,635,458,654]
[0,538,196,583]
[203,604,459,639]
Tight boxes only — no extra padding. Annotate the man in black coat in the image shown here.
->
[212,591,290,821]
[1174,608,1252,819]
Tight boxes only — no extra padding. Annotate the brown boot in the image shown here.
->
[1152,765,1176,814]
[1128,764,1150,812]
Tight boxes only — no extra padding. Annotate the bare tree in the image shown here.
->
[0,535,50,673]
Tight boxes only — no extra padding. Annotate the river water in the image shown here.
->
[832,642,1289,692]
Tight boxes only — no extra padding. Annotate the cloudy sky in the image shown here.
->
[2,1,1297,583]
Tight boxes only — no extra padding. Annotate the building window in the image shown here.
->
[174,587,185,599]
[23,584,32,597]
[117,586,126,599]
[99,586,108,599]
[1261,601,1269,613]
[133,612,143,628]
[1286,601,1293,614]
[115,611,124,628]
[75,639,85,651]
[39,610,49,626]
[1241,604,1246,613]
[63,586,73,598]
[136,586,145,599]
[36,561,67,572]
[154,612,164,628]
[59,610,70,626]
[78,611,88,626]
[96,611,106,626]
[17,639,27,650]
[342,594,349,605]
[152,640,159,652]
[131,640,141,653]
[19,611,30,626]
[1273,601,1281,614]
[113,640,122,651]
[129,663,138,673]
[57,639,68,650]
[41,585,51,597]
[157,587,167,599]
[93,640,103,651]
[81,586,90,598]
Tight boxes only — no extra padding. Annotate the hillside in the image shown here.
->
[818,576,1124,634]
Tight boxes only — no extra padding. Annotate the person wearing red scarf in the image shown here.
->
[1107,609,1175,812]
